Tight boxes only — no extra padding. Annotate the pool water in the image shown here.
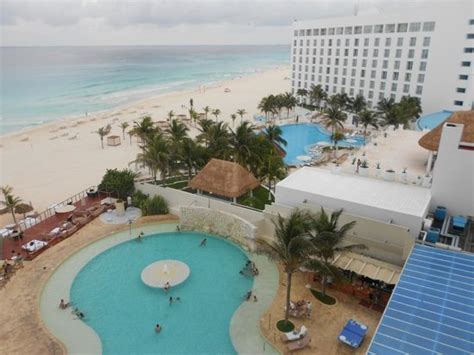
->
[70,232,253,354]
[280,123,364,165]
[416,110,453,130]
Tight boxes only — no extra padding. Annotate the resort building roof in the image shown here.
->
[368,244,474,354]
[189,159,260,198]
[418,110,474,151]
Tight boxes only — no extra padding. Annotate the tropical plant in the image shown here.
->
[167,110,175,122]
[1,185,22,227]
[98,169,136,199]
[202,106,211,119]
[141,195,169,215]
[231,114,237,127]
[119,122,129,140]
[132,116,157,141]
[189,98,194,110]
[261,154,286,199]
[331,130,346,159]
[258,95,277,121]
[306,208,364,296]
[296,88,308,104]
[95,124,111,149]
[179,138,206,180]
[262,124,288,154]
[236,109,247,124]
[283,92,297,118]
[324,103,347,152]
[349,94,367,121]
[196,118,215,147]
[358,110,379,145]
[230,121,256,167]
[206,121,231,160]
[256,210,312,325]
[165,119,189,148]
[131,190,149,208]
[134,133,170,182]
[211,108,221,122]
[309,84,327,109]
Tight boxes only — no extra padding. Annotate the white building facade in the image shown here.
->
[291,2,474,114]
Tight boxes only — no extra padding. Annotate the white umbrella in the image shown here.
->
[296,155,312,162]
[317,141,330,146]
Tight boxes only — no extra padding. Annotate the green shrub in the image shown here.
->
[98,169,136,200]
[141,195,169,216]
[132,190,149,207]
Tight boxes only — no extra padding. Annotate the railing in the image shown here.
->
[19,185,98,232]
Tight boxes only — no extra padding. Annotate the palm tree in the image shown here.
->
[256,210,312,325]
[349,94,367,124]
[134,133,170,182]
[236,109,247,124]
[1,185,22,227]
[212,108,221,122]
[306,209,365,297]
[96,124,111,149]
[283,92,297,118]
[165,119,189,147]
[296,88,308,104]
[309,84,327,109]
[132,116,156,141]
[231,114,237,127]
[262,124,287,154]
[377,97,399,127]
[179,138,205,180]
[119,122,129,140]
[207,121,231,160]
[258,96,277,122]
[331,130,345,159]
[230,121,255,167]
[167,110,175,122]
[399,95,423,127]
[203,106,211,119]
[261,154,286,199]
[358,110,379,145]
[196,118,215,147]
[324,104,347,152]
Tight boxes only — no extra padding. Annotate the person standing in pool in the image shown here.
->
[155,324,161,333]
[200,238,207,247]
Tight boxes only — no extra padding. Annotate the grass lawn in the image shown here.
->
[237,186,274,210]
[276,319,295,332]
[166,180,189,190]
[310,289,337,305]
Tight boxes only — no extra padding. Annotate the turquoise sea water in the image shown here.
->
[70,232,253,354]
[281,123,364,165]
[0,45,289,134]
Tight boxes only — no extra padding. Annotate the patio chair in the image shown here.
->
[281,325,308,342]
[287,335,311,352]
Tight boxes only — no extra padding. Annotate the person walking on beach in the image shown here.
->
[356,159,361,174]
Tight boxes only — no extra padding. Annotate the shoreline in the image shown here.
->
[0,65,288,139]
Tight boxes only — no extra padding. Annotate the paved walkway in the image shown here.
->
[0,215,178,355]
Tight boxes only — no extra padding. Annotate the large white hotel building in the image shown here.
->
[291,2,474,114]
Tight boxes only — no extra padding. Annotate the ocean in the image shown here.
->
[0,45,289,135]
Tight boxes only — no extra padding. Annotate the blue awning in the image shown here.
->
[368,244,474,354]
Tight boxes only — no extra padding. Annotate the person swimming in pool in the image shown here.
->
[155,324,161,333]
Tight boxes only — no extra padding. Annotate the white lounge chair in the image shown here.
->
[280,325,308,342]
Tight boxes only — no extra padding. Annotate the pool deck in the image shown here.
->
[0,215,178,355]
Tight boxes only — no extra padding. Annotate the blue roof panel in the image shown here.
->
[368,244,474,355]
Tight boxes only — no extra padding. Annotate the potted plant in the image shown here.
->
[385,168,396,181]
[400,167,408,183]
[115,198,125,216]
[359,160,369,176]
[375,162,382,178]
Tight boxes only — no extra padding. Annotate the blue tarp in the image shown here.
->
[338,319,368,348]
[368,244,474,354]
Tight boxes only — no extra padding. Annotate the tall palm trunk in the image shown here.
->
[10,208,18,227]
[321,274,328,296]
[285,272,292,322]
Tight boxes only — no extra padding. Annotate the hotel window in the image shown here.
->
[341,87,346,94]
[299,48,303,55]
[334,77,338,84]
[406,61,413,70]
[353,49,359,56]
[321,39,325,46]
[393,72,399,80]
[385,24,395,33]
[337,39,341,46]
[350,88,355,95]
[311,74,315,81]
[364,25,373,34]
[314,29,320,36]
[300,39,303,46]
[320,48,324,55]
[374,38,380,46]
[372,59,377,67]
[345,38,350,46]
[351,79,355,86]
[464,48,474,53]
[326,67,330,74]
[344,49,349,56]
[312,67,316,73]
[318,75,322,81]
[361,69,366,77]
[359,89,364,96]
[306,40,310,46]
[409,22,421,32]
[371,70,376,78]
[416,86,423,95]
[319,58,323,65]
[408,49,415,58]
[345,26,353,34]
[299,30,305,36]
[394,61,400,70]
[364,38,370,46]
[390,93,396,100]
[397,23,408,33]
[457,87,466,93]
[383,60,388,69]
[423,22,435,31]
[391,83,397,91]
[423,37,431,46]
[321,28,327,35]
[368,101,372,108]
[292,64,296,71]
[294,30,298,36]
[298,72,301,79]
[379,92,385,100]
[470,19,474,25]
[326,76,330,83]
[459,74,468,80]
[355,26,362,34]
[328,39,333,46]
[403,84,410,93]
[306,29,312,36]
[381,71,387,79]
[351,69,356,77]
[360,79,365,87]
[327,58,331,64]
[337,27,343,35]
[373,49,379,57]
[418,74,425,83]
[352,59,357,66]
[293,40,297,46]
[313,39,317,46]
[397,37,404,46]
[461,61,471,66]
[343,68,347,75]
[420,62,427,71]
[368,90,374,99]
[384,49,390,58]
[335,58,339,65]
[396,49,402,58]
[313,49,317,55]
[454,100,463,106]
[385,38,391,46]
[304,73,308,80]
[306,48,309,55]
[354,38,359,46]
[421,49,429,59]
[344,58,348,66]
[374,24,383,33]
[362,59,367,67]
[370,81,375,89]
[328,49,332,55]
[342,78,346,85]
[405,73,411,81]
[467,34,474,39]
[329,28,335,35]
[325,85,329,91]
[336,48,340,56]
[409,37,416,46]
[335,67,339,75]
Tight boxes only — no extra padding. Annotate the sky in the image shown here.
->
[0,0,441,46]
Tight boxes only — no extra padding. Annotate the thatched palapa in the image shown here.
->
[189,159,260,198]
[418,110,474,151]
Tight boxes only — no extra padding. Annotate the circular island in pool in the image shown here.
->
[141,259,190,288]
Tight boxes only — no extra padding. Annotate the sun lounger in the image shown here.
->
[22,239,48,253]
[287,335,311,351]
[281,325,308,342]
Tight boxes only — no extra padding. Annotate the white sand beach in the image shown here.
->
[0,67,291,219]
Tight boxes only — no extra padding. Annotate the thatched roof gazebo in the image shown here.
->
[189,159,261,202]
[418,110,474,151]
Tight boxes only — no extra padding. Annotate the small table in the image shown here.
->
[55,205,76,214]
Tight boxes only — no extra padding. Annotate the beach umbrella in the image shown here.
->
[296,155,312,162]
[15,203,34,218]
